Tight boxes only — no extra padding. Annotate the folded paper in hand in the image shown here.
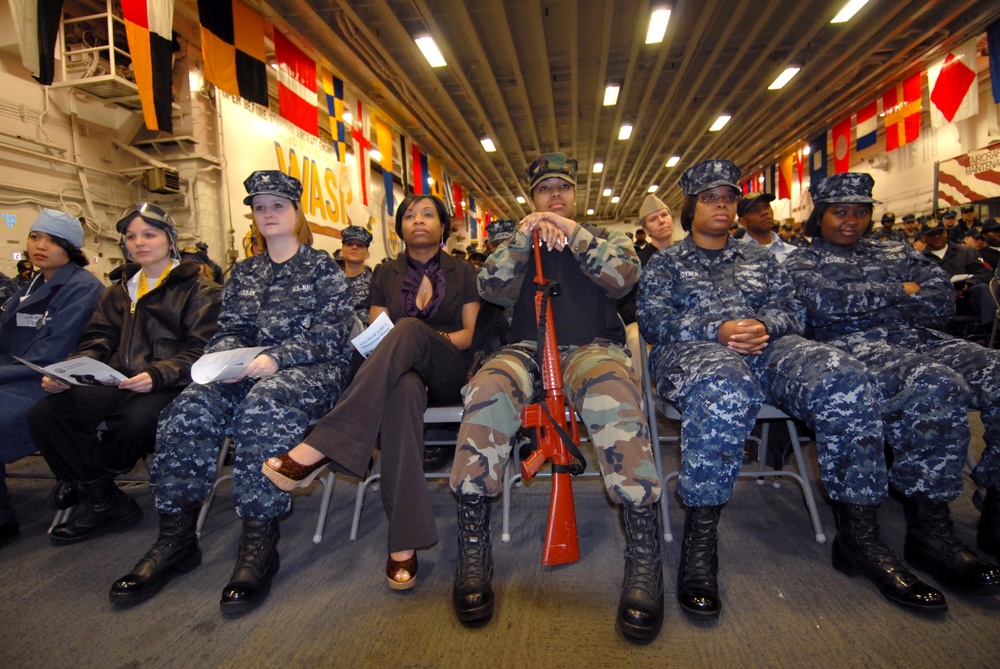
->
[351,311,394,358]
[191,347,268,384]
[14,355,128,386]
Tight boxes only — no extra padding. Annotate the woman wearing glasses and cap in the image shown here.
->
[0,209,104,549]
[26,203,222,545]
[637,160,950,622]
[109,171,354,615]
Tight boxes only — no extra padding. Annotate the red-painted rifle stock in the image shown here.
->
[520,230,582,566]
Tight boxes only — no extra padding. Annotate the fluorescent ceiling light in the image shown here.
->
[648,184,659,193]
[618,124,633,140]
[587,208,595,215]
[803,145,811,155]
[831,0,870,23]
[611,195,620,203]
[709,115,731,132]
[603,85,620,106]
[758,175,765,183]
[427,177,434,186]
[602,188,612,197]
[480,138,496,152]
[768,67,800,90]
[415,36,447,67]
[665,156,680,167]
[645,8,671,44]
[593,161,604,173]
[369,148,382,162]
[516,196,526,204]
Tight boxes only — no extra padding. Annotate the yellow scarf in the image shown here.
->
[132,265,171,313]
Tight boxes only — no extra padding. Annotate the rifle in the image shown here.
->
[520,229,586,566]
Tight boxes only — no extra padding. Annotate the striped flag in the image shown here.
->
[197,0,268,106]
[273,30,317,135]
[121,0,175,132]
[883,73,921,152]
[9,0,65,85]
[856,101,878,151]
[374,115,394,214]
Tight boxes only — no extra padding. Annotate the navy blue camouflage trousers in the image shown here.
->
[830,328,1000,498]
[151,365,345,518]
[651,335,886,508]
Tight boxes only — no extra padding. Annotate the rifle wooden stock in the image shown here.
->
[519,229,582,566]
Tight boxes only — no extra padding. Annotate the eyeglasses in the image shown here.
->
[697,192,738,205]
[116,202,173,232]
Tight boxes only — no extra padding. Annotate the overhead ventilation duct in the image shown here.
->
[142,167,181,194]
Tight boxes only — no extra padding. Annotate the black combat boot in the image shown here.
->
[49,481,80,510]
[453,494,494,627]
[831,502,947,613]
[50,476,142,544]
[109,508,201,606]
[220,517,280,614]
[977,489,1000,561]
[903,497,1000,594]
[677,505,722,622]
[617,503,664,643]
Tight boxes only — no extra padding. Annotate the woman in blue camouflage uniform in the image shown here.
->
[262,194,480,593]
[109,171,354,615]
[784,173,1000,598]
[637,160,947,621]
[448,153,664,644]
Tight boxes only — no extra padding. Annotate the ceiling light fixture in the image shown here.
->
[593,162,604,173]
[369,148,382,162]
[415,35,447,67]
[709,115,731,132]
[603,85,620,106]
[648,184,659,193]
[603,188,612,197]
[611,195,620,203]
[831,0,870,23]
[665,156,680,167]
[480,137,496,152]
[342,111,353,126]
[618,124,633,140]
[516,195,526,204]
[768,67,800,90]
[587,208,595,216]
[803,145,811,156]
[645,7,671,44]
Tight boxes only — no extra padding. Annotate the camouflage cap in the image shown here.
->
[941,209,957,219]
[486,218,517,245]
[880,212,896,223]
[242,170,303,205]
[901,214,916,223]
[341,225,373,247]
[526,153,578,192]
[982,218,1000,233]
[679,159,742,195]
[809,173,882,204]
[920,218,946,235]
[639,194,670,221]
[737,192,775,217]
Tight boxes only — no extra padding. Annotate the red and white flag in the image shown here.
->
[927,39,979,128]
[274,30,318,135]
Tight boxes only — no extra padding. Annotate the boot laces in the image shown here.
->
[457,499,491,583]
[624,507,661,594]
[682,513,717,582]
[850,510,906,571]
[236,524,275,572]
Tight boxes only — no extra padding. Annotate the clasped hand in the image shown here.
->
[519,212,577,252]
[718,319,769,355]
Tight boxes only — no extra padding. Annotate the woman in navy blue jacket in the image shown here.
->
[0,209,104,549]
